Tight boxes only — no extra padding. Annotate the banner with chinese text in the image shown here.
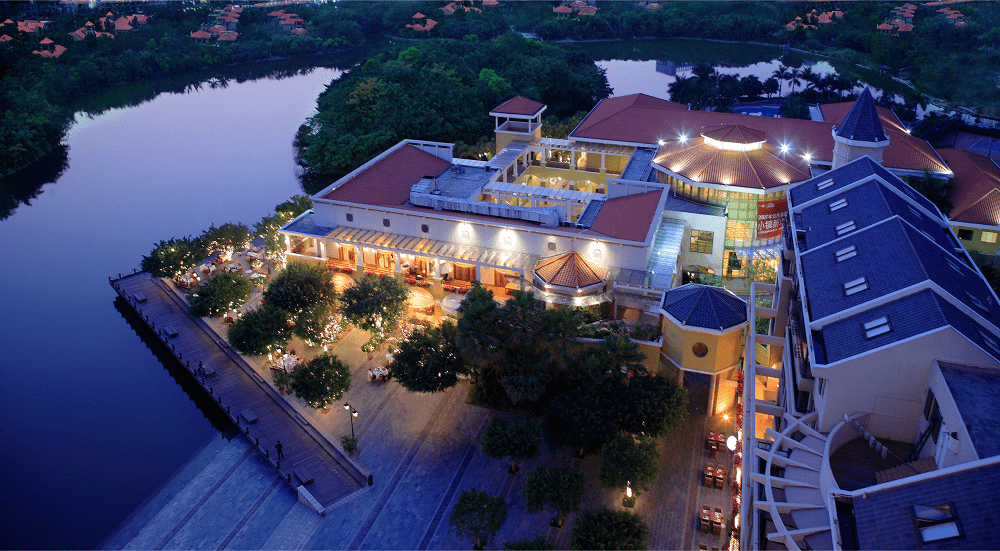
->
[756,199,787,240]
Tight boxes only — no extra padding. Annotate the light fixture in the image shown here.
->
[679,134,688,143]
[657,139,665,146]
[780,143,789,153]
[803,152,812,162]
[727,435,737,451]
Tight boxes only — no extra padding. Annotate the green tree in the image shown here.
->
[521,466,585,527]
[141,236,206,278]
[340,275,410,352]
[598,433,660,494]
[779,95,810,120]
[481,417,541,474]
[201,222,251,257]
[545,386,618,455]
[228,304,291,356]
[763,77,779,99]
[449,489,507,550]
[599,335,647,384]
[456,282,504,385]
[292,303,345,348]
[390,321,469,392]
[264,261,335,315]
[188,273,252,318]
[288,353,351,409]
[905,170,953,215]
[614,376,688,439]
[569,507,650,551]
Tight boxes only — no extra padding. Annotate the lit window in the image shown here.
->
[828,198,848,212]
[835,245,857,262]
[913,504,961,543]
[863,316,891,339]
[982,231,998,243]
[836,220,857,236]
[843,277,868,296]
[690,230,714,254]
[816,179,835,191]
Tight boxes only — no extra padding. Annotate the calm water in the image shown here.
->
[0,61,345,550]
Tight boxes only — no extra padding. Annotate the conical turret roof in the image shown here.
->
[835,88,888,143]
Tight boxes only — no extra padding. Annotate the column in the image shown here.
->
[475,265,482,283]
[284,234,291,254]
[319,240,326,260]
[393,252,401,274]
[707,373,718,416]
[356,246,365,272]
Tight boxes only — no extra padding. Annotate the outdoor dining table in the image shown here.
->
[715,466,727,488]
[700,505,711,533]
[704,463,715,487]
[373,366,389,380]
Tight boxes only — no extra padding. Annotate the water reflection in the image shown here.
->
[113,296,237,435]
[0,144,69,221]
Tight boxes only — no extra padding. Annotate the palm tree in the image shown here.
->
[771,65,791,97]
[819,74,835,103]
[599,335,647,385]
[692,63,719,86]
[542,307,583,372]
[788,68,803,95]
[799,67,818,97]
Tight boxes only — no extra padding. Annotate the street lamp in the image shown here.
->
[344,402,358,439]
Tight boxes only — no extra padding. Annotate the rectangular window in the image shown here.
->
[835,245,857,262]
[836,220,857,236]
[863,316,891,339]
[690,230,714,254]
[946,257,965,275]
[828,198,848,212]
[843,277,869,296]
[978,329,1000,355]
[982,231,998,243]
[966,291,989,313]
[913,504,961,543]
[957,228,974,241]
[923,389,936,421]
[816,179,835,191]
[907,205,923,220]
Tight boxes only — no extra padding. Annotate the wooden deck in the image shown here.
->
[110,271,366,513]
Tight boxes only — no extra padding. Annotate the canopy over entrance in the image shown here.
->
[532,251,607,293]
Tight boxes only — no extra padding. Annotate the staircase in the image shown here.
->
[875,456,937,485]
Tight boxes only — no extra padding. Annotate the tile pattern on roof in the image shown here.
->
[653,140,810,190]
[938,361,1000,459]
[662,284,747,330]
[940,148,1000,225]
[835,88,888,143]
[853,461,1000,550]
[491,96,544,117]
[533,251,607,288]
[586,190,663,242]
[701,124,765,144]
[322,144,452,206]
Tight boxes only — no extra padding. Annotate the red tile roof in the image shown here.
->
[492,96,545,117]
[877,23,894,30]
[897,24,914,32]
[483,0,499,6]
[39,37,53,44]
[0,34,11,42]
[323,144,452,206]
[572,94,949,179]
[701,124,765,144]
[553,6,573,14]
[2,19,13,25]
[533,251,607,288]
[941,148,1000,226]
[412,12,425,18]
[820,100,906,133]
[587,190,663,242]
[217,31,239,41]
[190,30,211,38]
[653,140,811,190]
[578,6,598,15]
[290,27,308,35]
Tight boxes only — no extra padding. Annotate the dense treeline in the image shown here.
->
[0,1,415,177]
[294,36,611,191]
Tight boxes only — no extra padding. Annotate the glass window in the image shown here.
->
[913,504,961,543]
[690,230,714,253]
[692,342,708,357]
[982,231,997,243]
[957,228,974,241]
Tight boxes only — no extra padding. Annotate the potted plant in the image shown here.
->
[341,435,358,455]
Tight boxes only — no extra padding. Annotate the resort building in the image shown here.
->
[938,147,1000,257]
[741,145,1000,548]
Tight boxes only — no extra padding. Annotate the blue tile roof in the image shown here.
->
[662,284,747,330]
[834,88,888,143]
[938,361,1000,460]
[853,461,1000,550]
[817,290,1000,365]
[799,217,1000,323]
[788,156,941,218]
[280,210,337,238]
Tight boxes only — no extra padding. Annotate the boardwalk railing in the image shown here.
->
[110,270,369,514]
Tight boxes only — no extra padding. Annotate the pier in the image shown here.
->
[109,271,366,514]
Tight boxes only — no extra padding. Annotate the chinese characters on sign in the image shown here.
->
[756,199,787,240]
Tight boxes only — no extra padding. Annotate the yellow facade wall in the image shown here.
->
[951,224,1000,256]
[661,318,746,373]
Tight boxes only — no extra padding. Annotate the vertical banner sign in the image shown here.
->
[756,199,788,240]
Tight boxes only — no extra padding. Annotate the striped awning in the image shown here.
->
[327,227,532,270]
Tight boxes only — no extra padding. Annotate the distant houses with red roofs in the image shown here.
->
[69,20,115,41]
[192,4,241,44]
[552,1,597,19]
[33,37,67,58]
[406,12,438,33]
[785,8,842,31]
[265,9,309,36]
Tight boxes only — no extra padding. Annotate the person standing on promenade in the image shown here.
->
[276,441,284,459]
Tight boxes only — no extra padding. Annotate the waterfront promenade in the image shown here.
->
[109,271,366,513]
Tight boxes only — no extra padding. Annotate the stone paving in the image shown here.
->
[105,290,743,550]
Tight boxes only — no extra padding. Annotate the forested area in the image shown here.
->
[0,1,413,177]
[294,36,611,193]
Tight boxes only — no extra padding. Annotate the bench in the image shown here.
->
[293,465,313,486]
[240,408,258,424]
[163,325,179,337]
[133,292,147,303]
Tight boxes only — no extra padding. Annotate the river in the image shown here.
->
[0,58,349,550]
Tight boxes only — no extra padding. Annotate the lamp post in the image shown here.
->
[344,403,358,439]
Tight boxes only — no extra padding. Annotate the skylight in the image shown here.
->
[966,290,989,314]
[816,179,835,191]
[979,329,1000,356]
[843,277,868,296]
[829,198,848,212]
[946,257,965,275]
[863,316,891,339]
[835,245,857,262]
[914,504,961,543]
[907,205,923,219]
[836,220,857,236]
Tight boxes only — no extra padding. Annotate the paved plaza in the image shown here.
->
[104,306,741,550]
